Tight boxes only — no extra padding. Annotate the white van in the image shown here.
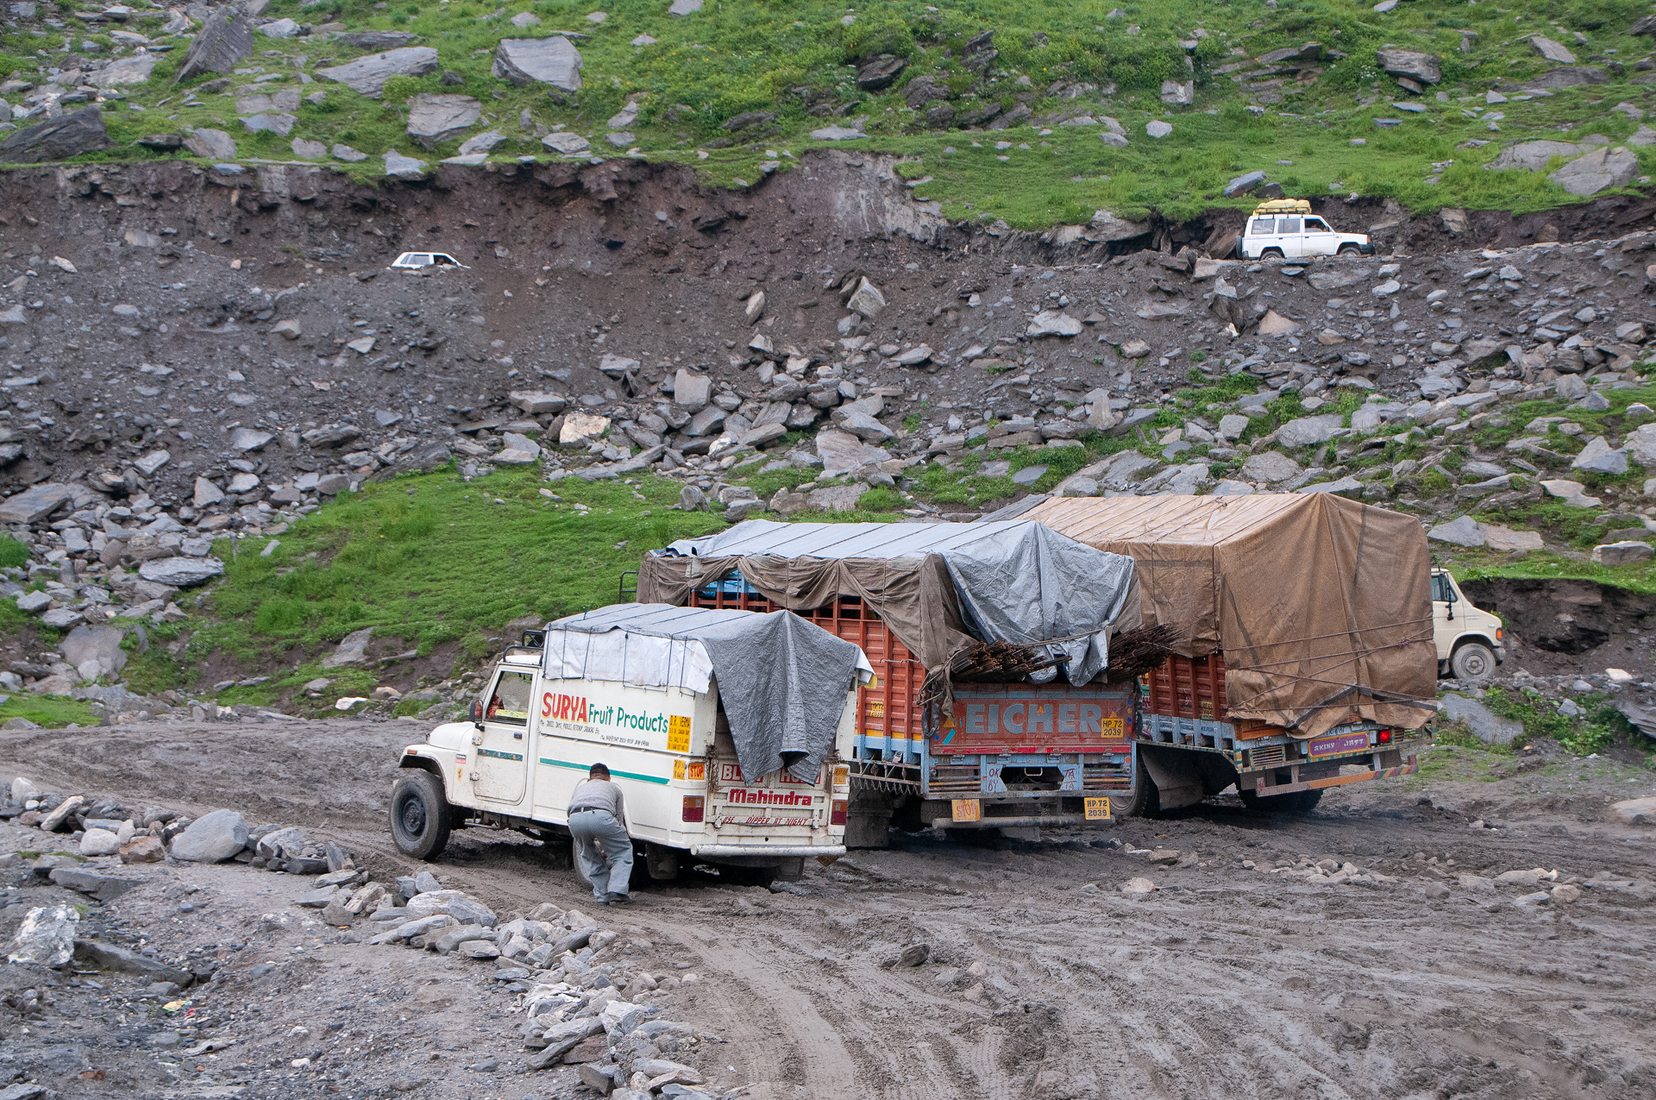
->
[1237,199,1375,260]
[1431,568,1506,682]
[391,604,871,884]
[388,251,469,272]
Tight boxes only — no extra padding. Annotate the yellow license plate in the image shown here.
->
[950,799,982,823]
[1083,796,1113,821]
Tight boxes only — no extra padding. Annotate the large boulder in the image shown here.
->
[1375,47,1440,86]
[0,108,113,163]
[1626,424,1656,468]
[5,904,79,968]
[138,556,225,587]
[1439,694,1521,745]
[406,94,481,148]
[1549,147,1638,198]
[90,53,156,88]
[493,37,583,93]
[816,429,891,477]
[170,809,250,863]
[175,7,254,83]
[317,47,440,98]
[0,482,76,524]
[61,624,128,680]
[1488,138,1605,172]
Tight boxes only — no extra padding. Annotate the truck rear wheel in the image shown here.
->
[1123,773,1162,818]
[1450,641,1496,684]
[390,770,452,860]
[1239,788,1323,814]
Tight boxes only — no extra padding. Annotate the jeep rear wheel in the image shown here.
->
[1261,247,1284,260]
[390,770,452,860]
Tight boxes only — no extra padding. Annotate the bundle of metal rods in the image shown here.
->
[947,639,1063,682]
[1104,623,1183,683]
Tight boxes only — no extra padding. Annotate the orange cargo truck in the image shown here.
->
[638,520,1149,841]
[1003,493,1438,813]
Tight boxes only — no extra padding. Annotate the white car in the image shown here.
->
[389,251,469,272]
[1237,200,1374,260]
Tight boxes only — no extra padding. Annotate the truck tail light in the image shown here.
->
[681,796,704,823]
[832,765,849,787]
[1377,728,1392,744]
[830,799,848,826]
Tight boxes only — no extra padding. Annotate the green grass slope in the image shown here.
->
[2,1,1651,224]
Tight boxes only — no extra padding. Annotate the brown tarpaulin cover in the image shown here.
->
[1015,494,1437,737]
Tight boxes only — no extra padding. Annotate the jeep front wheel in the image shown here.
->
[391,770,452,860]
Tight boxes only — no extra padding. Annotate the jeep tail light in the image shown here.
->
[1377,728,1392,744]
[830,799,848,826]
[681,796,704,823]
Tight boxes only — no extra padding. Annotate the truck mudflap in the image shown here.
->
[691,843,846,858]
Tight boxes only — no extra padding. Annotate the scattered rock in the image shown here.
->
[318,48,441,98]
[175,8,254,83]
[170,809,250,863]
[494,37,583,94]
[407,94,482,148]
[5,905,78,968]
[1439,694,1521,745]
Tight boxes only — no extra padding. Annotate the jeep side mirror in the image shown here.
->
[469,698,484,727]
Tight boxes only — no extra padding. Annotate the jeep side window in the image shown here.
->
[409,254,433,267]
[1254,218,1276,234]
[485,670,534,724]
[1278,217,1301,233]
[1306,218,1330,232]
[434,254,457,266]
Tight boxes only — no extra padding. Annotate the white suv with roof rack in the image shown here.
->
[1237,199,1375,260]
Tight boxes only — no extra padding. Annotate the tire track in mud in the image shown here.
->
[7,719,1656,1099]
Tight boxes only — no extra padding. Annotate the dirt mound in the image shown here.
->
[1463,577,1656,677]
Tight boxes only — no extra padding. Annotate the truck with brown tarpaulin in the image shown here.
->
[637,520,1160,842]
[1000,493,1438,814]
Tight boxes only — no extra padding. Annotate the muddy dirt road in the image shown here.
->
[6,718,1656,1100]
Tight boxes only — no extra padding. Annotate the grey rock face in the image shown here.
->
[816,429,891,476]
[91,53,156,88]
[171,809,250,863]
[1439,694,1521,744]
[541,131,590,154]
[1428,516,1485,548]
[175,9,254,83]
[405,889,497,927]
[1376,47,1440,85]
[0,108,113,163]
[138,557,225,587]
[1549,147,1638,198]
[184,127,237,160]
[1487,138,1604,171]
[62,624,128,678]
[5,904,78,968]
[0,482,75,523]
[318,47,440,98]
[1275,414,1343,447]
[321,627,375,669]
[493,37,583,93]
[383,151,428,179]
[407,94,481,148]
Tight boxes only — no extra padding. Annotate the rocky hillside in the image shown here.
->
[0,152,1651,719]
[0,2,1654,722]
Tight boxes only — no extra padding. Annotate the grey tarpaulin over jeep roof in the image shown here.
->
[543,603,872,783]
[638,520,1140,686]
